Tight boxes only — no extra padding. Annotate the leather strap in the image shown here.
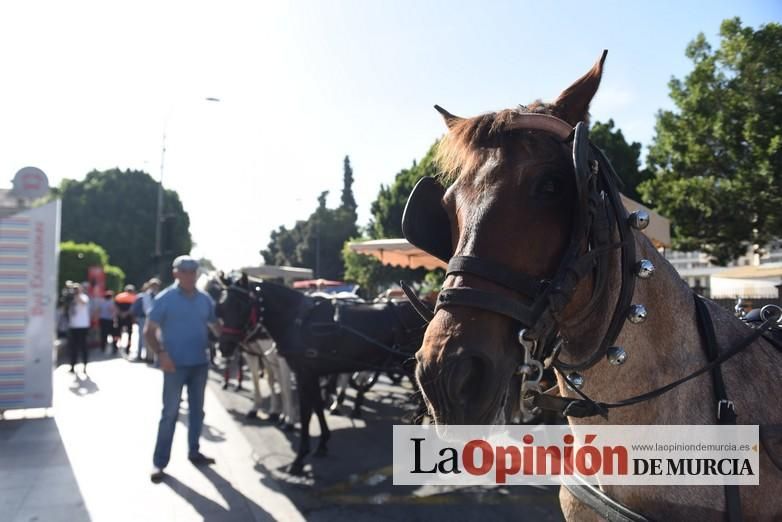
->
[694,295,742,522]
[446,255,548,296]
[562,474,653,522]
[436,287,540,325]
[400,281,434,322]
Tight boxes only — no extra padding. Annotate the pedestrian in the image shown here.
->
[114,284,137,355]
[145,256,220,483]
[67,283,91,374]
[132,278,161,362]
[97,290,117,353]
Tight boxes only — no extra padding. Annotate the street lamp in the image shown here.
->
[154,97,221,278]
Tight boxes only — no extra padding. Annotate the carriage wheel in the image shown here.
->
[349,371,380,392]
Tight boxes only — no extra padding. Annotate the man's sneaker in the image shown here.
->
[150,468,165,483]
[188,453,216,466]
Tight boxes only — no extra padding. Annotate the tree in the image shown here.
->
[261,162,359,280]
[341,155,357,215]
[104,265,126,292]
[341,241,427,298]
[50,169,192,285]
[368,142,440,239]
[58,241,125,291]
[343,142,443,296]
[590,119,650,203]
[639,18,782,264]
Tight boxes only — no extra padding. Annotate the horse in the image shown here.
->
[403,51,782,520]
[200,272,298,427]
[218,275,426,475]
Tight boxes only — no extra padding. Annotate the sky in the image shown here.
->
[1,1,779,271]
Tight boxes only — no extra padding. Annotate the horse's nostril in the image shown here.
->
[448,354,487,405]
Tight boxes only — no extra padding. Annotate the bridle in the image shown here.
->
[401,110,782,521]
[402,109,781,413]
[219,284,265,347]
[402,112,641,394]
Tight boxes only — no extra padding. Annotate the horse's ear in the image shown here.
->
[551,50,607,126]
[434,105,463,129]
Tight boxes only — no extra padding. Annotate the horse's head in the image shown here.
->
[411,52,624,425]
[217,273,262,358]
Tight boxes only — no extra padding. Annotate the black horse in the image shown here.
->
[217,274,425,475]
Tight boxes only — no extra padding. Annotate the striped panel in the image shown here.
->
[0,215,28,408]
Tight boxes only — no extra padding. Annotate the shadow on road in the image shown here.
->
[162,464,274,521]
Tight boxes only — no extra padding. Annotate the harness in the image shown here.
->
[220,285,266,350]
[400,110,782,521]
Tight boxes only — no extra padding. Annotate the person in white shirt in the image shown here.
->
[68,283,91,373]
[133,278,161,362]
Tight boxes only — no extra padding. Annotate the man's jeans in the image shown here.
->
[153,364,208,469]
[136,318,146,358]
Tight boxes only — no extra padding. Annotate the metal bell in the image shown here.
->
[627,304,648,324]
[606,346,628,366]
[567,372,585,390]
[635,259,655,279]
[628,210,650,230]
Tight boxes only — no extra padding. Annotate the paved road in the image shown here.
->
[208,363,564,521]
[0,348,564,521]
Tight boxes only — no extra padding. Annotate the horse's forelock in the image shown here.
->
[435,102,557,183]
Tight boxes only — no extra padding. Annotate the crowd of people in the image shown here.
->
[57,256,220,482]
[57,277,162,373]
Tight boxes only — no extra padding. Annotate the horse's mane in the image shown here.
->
[435,102,556,183]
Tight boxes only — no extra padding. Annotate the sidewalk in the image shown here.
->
[0,353,304,522]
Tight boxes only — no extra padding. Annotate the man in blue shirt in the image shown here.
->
[145,256,219,483]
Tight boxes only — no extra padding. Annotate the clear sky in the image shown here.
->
[1,1,779,270]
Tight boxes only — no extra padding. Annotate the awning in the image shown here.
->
[348,238,447,270]
[292,278,345,289]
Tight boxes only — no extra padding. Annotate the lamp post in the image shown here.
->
[153,97,221,278]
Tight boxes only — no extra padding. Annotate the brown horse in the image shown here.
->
[409,52,782,520]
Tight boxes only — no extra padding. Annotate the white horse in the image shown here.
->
[242,337,299,427]
[199,271,299,427]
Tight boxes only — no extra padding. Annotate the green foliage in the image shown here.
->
[341,155,357,214]
[341,241,428,298]
[590,119,650,203]
[261,164,359,280]
[50,168,192,285]
[104,265,126,292]
[342,142,444,297]
[639,18,782,264]
[59,241,108,289]
[368,142,440,239]
[58,241,125,291]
